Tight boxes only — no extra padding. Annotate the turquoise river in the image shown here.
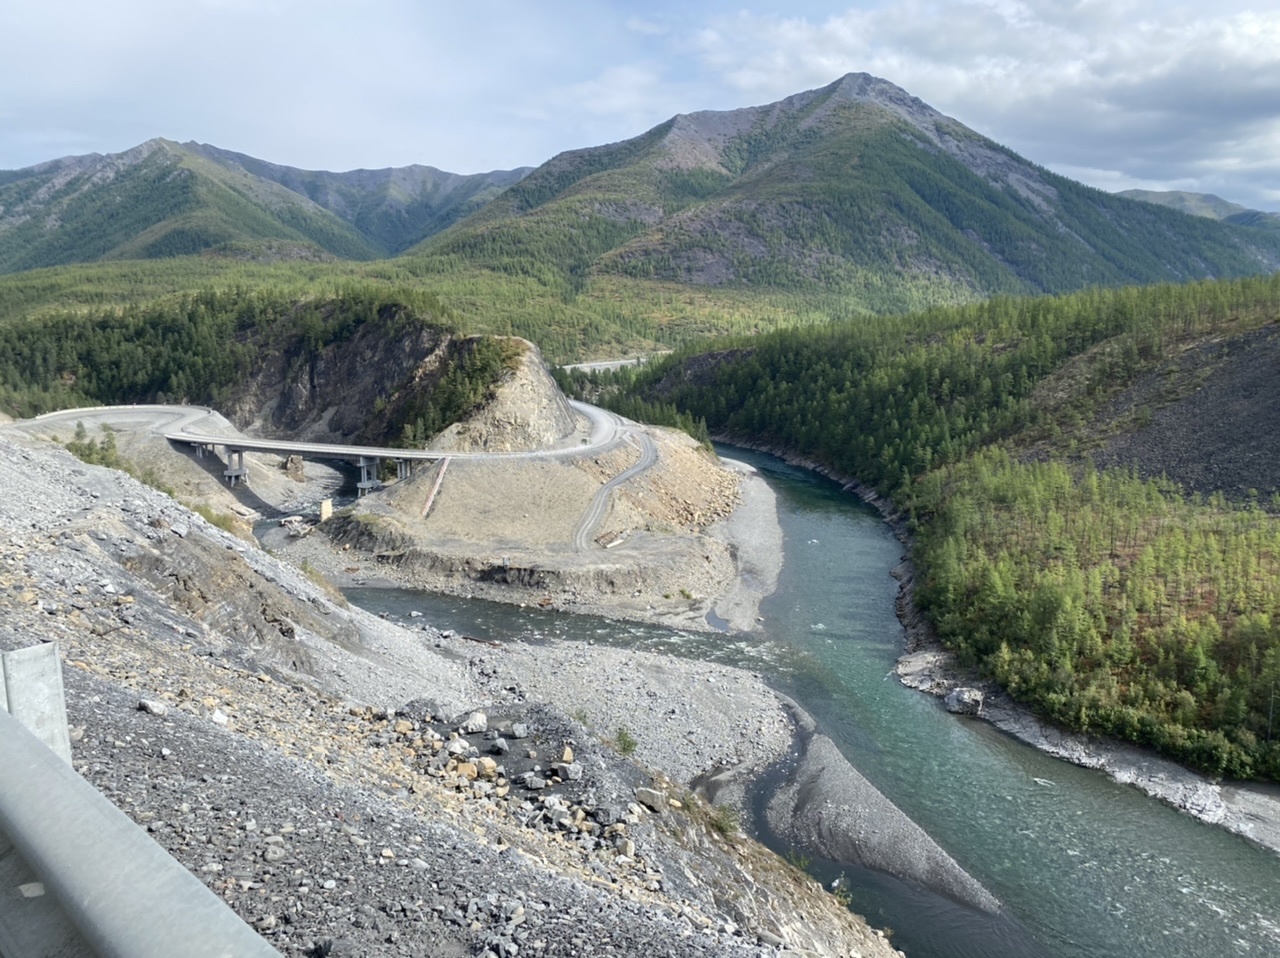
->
[343,448,1280,958]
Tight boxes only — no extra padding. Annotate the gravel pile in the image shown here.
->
[0,431,902,958]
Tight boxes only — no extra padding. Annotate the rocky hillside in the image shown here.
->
[426,341,578,453]
[0,430,903,958]
[1089,322,1280,499]
[416,73,1280,309]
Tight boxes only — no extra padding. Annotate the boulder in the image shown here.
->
[944,687,984,715]
[635,787,666,813]
[552,762,583,782]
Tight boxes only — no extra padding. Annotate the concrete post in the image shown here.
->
[223,448,247,487]
[356,456,381,496]
[1,643,72,765]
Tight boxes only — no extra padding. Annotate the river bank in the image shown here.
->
[271,448,1010,912]
[269,453,782,636]
[713,434,1280,858]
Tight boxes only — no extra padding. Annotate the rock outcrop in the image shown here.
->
[428,342,578,453]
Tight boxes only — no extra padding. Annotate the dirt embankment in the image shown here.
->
[299,423,766,632]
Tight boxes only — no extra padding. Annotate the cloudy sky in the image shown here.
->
[3,1,1278,209]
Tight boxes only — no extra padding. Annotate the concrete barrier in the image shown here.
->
[1,642,71,764]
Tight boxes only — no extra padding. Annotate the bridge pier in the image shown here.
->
[396,459,411,481]
[223,448,247,487]
[356,456,381,496]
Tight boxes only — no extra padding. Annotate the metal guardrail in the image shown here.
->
[0,662,280,958]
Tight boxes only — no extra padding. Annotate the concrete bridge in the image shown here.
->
[175,430,450,492]
[21,401,634,496]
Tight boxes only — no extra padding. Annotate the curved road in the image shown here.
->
[572,430,657,552]
[11,401,656,550]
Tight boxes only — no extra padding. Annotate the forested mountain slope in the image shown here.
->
[183,143,531,254]
[5,75,1280,362]
[0,139,530,273]
[579,274,1280,781]
[416,74,1280,311]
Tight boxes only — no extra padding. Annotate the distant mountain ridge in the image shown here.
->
[4,74,1280,309]
[1117,189,1280,231]
[416,74,1280,306]
[0,139,530,273]
[182,143,532,254]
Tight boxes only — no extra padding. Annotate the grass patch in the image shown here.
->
[189,502,237,533]
[612,726,638,756]
[297,558,348,607]
[707,803,739,836]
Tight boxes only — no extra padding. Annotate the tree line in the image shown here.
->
[594,271,1280,779]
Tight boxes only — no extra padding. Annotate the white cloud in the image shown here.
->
[0,2,1277,209]
[689,3,1280,208]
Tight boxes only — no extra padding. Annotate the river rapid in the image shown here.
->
[342,448,1280,958]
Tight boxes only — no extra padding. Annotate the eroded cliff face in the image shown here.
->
[229,317,454,443]
[228,316,576,454]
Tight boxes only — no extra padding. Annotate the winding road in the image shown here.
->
[10,400,656,550]
[572,431,657,552]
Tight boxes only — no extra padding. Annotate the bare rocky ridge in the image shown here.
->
[0,431,903,958]
[428,346,579,454]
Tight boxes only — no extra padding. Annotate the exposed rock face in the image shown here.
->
[428,341,578,453]
[945,687,984,715]
[229,315,453,443]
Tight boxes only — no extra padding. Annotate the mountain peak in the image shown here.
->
[826,72,948,131]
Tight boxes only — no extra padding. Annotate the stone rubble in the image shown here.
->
[0,432,903,958]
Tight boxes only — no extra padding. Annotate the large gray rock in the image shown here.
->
[635,787,667,813]
[945,687,984,715]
